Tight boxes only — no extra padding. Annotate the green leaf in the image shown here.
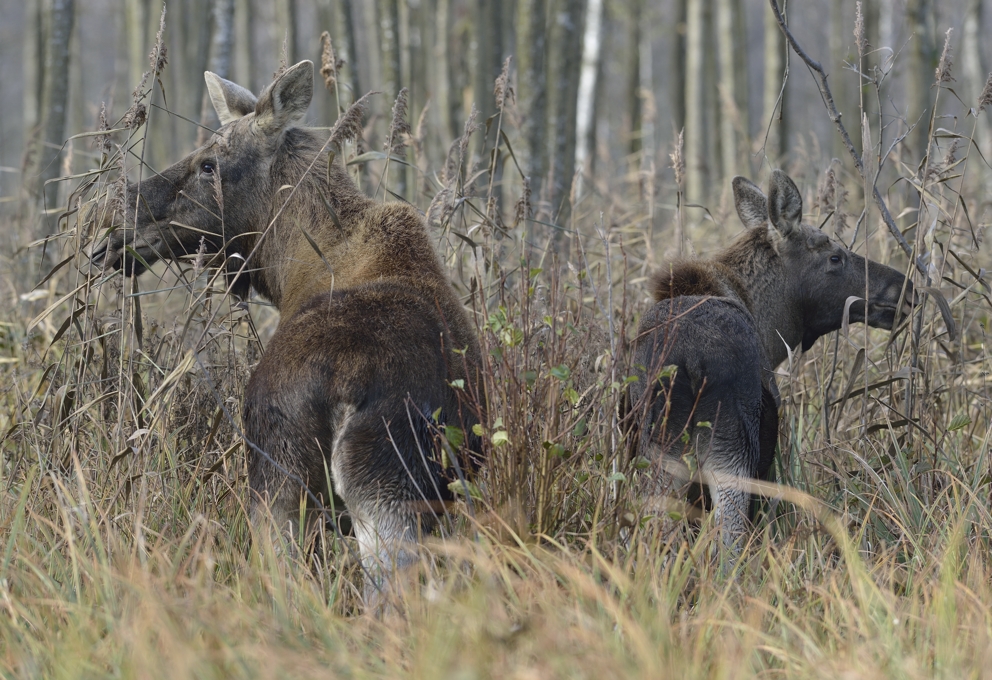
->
[449,379,465,390]
[948,413,971,431]
[607,472,627,483]
[491,430,510,446]
[695,421,712,429]
[573,418,587,438]
[447,480,483,500]
[550,364,570,381]
[443,425,464,449]
[472,423,485,436]
[633,456,651,470]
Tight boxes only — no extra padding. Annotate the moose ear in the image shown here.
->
[732,176,769,229]
[767,170,803,237]
[204,72,258,125]
[254,60,314,136]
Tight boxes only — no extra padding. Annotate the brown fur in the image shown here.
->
[93,62,481,601]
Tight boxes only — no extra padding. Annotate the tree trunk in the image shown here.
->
[233,0,254,89]
[762,1,785,163]
[275,0,298,65]
[829,0,851,163]
[516,0,548,206]
[198,0,236,145]
[547,0,586,231]
[906,0,936,159]
[23,0,43,140]
[716,0,736,182]
[627,0,643,157]
[684,0,706,202]
[574,0,603,200]
[670,0,687,137]
[378,0,400,96]
[25,0,75,222]
[474,0,504,199]
[434,0,454,142]
[962,0,991,188]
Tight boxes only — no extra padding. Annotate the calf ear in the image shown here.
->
[767,170,803,237]
[732,176,769,229]
[204,72,258,125]
[254,60,314,136]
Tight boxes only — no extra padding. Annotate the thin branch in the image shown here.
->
[768,0,925,274]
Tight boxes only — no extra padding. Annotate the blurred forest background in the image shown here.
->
[3,0,992,239]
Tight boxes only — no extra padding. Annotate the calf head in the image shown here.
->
[733,170,915,356]
[91,60,315,295]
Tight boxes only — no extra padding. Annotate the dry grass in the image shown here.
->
[1,26,991,679]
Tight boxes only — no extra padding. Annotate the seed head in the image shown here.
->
[853,2,867,58]
[328,91,376,149]
[977,72,992,113]
[670,129,685,188]
[149,6,168,76]
[385,88,411,157]
[935,28,955,86]
[319,32,345,94]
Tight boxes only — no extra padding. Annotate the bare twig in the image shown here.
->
[768,0,924,274]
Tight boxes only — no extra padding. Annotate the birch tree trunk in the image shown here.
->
[684,0,706,202]
[716,0,737,182]
[962,0,991,189]
[198,0,235,145]
[574,0,603,200]
[275,0,297,64]
[627,0,643,156]
[233,0,254,89]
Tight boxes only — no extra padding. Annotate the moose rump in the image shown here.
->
[243,281,469,575]
[630,294,768,543]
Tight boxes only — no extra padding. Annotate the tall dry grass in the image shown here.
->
[1,19,991,679]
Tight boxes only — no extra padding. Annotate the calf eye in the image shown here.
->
[200,161,215,175]
[830,255,841,264]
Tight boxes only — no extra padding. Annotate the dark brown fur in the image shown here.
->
[92,62,481,598]
[628,170,914,547]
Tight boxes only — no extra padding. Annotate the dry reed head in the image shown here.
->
[149,5,168,76]
[513,176,532,229]
[274,36,289,79]
[385,87,412,157]
[978,72,992,113]
[935,28,955,86]
[319,32,344,95]
[328,91,375,149]
[853,2,867,59]
[494,56,514,112]
[670,129,685,189]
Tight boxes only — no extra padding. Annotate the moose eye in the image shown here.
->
[830,254,842,264]
[200,161,215,175]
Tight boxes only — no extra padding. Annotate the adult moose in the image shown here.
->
[92,61,482,597]
[627,170,914,549]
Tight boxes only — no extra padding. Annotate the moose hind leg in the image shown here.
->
[698,414,760,552]
[330,409,430,605]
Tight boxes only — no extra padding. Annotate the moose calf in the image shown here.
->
[628,170,914,548]
[92,61,482,599]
